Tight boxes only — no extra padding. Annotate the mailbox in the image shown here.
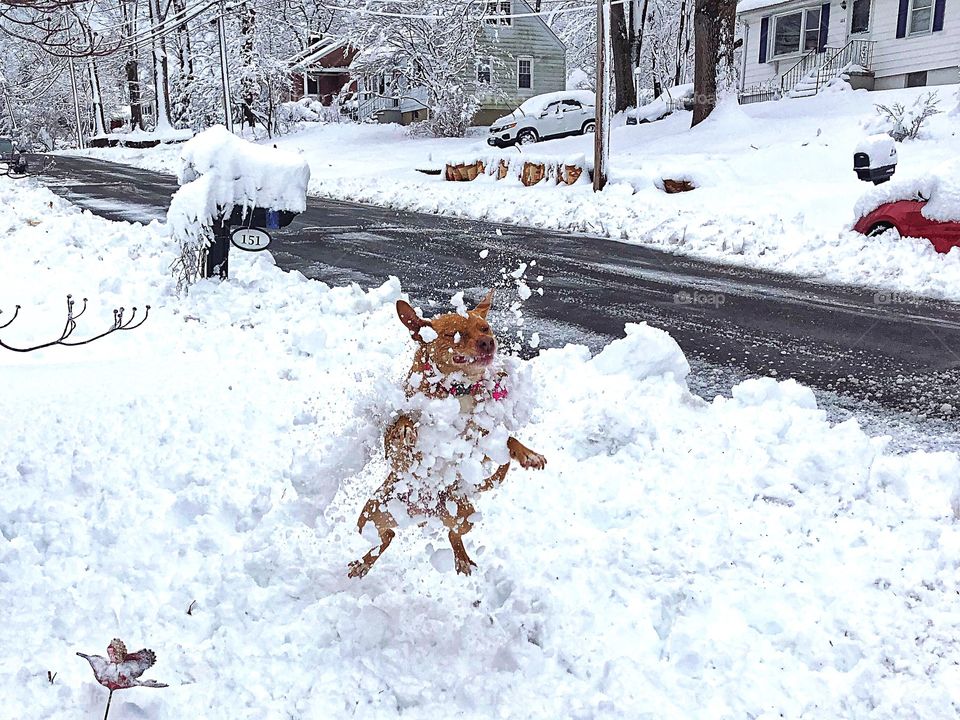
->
[853,134,897,185]
[228,206,298,231]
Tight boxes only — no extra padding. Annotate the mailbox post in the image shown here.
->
[201,205,300,280]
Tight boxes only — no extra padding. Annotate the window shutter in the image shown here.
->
[933,0,946,30]
[818,3,831,52]
[896,0,909,37]
[759,17,769,63]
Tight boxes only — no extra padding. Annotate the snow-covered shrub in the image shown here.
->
[277,97,343,127]
[871,91,941,141]
[409,84,480,138]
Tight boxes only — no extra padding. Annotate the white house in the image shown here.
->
[737,0,958,102]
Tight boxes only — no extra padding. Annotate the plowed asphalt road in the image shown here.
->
[35,154,960,451]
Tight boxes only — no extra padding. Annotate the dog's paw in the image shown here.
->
[454,556,478,576]
[348,560,371,579]
[517,450,546,470]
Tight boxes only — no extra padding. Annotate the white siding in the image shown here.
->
[868,0,960,84]
[739,1,847,90]
[740,0,960,92]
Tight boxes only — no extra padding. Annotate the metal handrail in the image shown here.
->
[779,49,821,94]
[815,39,875,92]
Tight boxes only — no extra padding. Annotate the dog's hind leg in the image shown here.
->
[444,497,478,576]
[348,497,398,579]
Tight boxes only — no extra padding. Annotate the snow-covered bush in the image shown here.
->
[870,91,941,141]
[277,97,343,127]
[408,84,479,138]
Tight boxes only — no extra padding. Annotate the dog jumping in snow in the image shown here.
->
[348,290,546,578]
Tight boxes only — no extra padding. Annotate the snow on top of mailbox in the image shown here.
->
[179,125,311,213]
[854,159,960,223]
[854,134,897,168]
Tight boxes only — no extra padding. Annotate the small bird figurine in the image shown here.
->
[77,639,167,720]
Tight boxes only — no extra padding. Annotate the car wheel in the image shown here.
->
[867,222,899,239]
[581,120,596,134]
[516,129,538,145]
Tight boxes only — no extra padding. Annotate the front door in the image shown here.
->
[848,0,872,37]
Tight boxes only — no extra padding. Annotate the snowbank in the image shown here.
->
[3,177,960,718]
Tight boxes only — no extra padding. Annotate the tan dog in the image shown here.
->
[348,290,546,578]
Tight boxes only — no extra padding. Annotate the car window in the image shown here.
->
[542,102,560,115]
[561,100,582,111]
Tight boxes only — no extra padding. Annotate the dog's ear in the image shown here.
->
[473,289,494,319]
[396,300,434,341]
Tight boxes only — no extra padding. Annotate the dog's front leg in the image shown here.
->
[384,414,418,471]
[507,437,547,470]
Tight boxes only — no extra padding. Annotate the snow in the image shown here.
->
[854,160,960,222]
[64,84,960,301]
[736,0,791,13]
[178,125,311,214]
[513,90,596,117]
[854,133,897,170]
[4,176,960,718]
[630,83,694,123]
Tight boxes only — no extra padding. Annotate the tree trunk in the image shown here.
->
[674,0,687,86]
[691,0,736,127]
[610,0,635,111]
[88,58,106,136]
[125,59,143,130]
[240,1,258,129]
[148,0,174,131]
[120,0,143,130]
[171,0,194,125]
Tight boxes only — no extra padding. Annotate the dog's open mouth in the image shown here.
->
[453,352,495,366]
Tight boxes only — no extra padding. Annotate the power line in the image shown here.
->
[314,0,628,22]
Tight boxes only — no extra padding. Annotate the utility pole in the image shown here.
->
[217,0,233,132]
[593,0,611,191]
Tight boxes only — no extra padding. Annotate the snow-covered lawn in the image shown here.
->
[64,84,960,300]
[3,177,960,718]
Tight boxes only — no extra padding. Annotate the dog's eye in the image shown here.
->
[481,325,490,333]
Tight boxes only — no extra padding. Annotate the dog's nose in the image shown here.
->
[477,336,495,354]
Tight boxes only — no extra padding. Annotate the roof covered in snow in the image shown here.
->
[736,0,795,15]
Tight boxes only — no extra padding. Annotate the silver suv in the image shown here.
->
[488,90,596,148]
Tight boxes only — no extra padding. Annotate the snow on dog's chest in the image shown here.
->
[401,362,531,490]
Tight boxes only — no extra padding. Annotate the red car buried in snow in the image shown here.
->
[853,198,960,253]
[854,198,960,254]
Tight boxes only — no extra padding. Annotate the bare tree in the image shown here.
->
[691,0,735,126]
[350,1,486,137]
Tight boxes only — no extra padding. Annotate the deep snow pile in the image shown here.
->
[3,178,960,719]
[63,84,960,301]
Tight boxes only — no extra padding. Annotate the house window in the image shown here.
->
[476,57,492,84]
[485,0,511,25]
[909,0,933,34]
[517,57,532,89]
[771,7,821,57]
[850,0,871,34]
